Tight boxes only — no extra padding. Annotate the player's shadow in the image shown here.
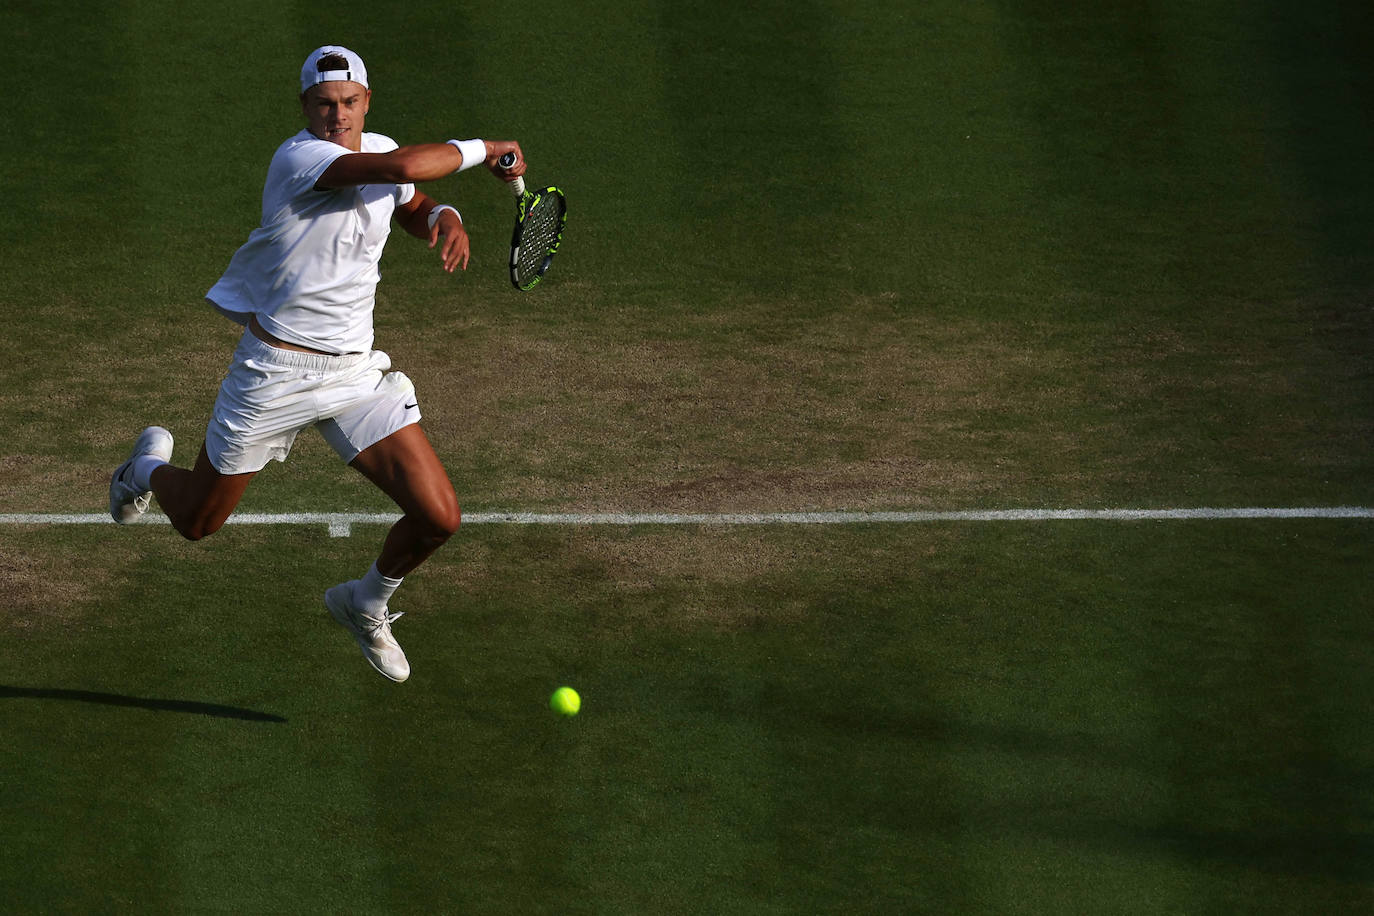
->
[0,685,287,723]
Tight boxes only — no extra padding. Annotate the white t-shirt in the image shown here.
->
[206,129,416,354]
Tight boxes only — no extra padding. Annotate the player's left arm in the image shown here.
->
[396,191,470,273]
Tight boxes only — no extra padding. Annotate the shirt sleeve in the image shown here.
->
[362,133,415,205]
[283,135,353,194]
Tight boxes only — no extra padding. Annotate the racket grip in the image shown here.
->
[498,152,526,197]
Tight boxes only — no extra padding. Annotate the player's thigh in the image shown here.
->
[349,424,460,533]
[188,443,257,506]
[154,444,257,538]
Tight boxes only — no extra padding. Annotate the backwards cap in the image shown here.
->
[300,45,368,93]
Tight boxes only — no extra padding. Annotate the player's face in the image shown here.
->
[302,81,371,150]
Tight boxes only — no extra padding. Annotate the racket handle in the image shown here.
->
[498,152,526,197]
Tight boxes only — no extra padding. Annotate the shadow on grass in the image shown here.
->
[0,685,286,723]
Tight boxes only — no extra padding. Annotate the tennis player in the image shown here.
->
[108,45,525,683]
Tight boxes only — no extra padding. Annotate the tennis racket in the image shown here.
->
[499,151,567,291]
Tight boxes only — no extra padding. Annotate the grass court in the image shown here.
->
[2,0,1371,911]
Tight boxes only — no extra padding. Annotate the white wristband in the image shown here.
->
[446,138,487,172]
[427,204,460,230]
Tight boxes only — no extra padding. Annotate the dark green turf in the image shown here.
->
[3,523,1371,912]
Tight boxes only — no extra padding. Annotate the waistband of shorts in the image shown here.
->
[236,326,371,372]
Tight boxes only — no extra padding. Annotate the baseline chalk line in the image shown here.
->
[1,507,1370,537]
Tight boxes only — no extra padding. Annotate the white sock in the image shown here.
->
[354,562,403,614]
[131,455,169,491]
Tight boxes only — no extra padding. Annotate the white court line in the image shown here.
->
[0,507,1370,537]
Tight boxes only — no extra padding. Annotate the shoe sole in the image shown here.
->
[108,459,144,524]
[325,586,409,683]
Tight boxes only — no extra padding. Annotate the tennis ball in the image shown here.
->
[549,686,581,716]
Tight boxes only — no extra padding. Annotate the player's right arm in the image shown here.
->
[315,141,525,190]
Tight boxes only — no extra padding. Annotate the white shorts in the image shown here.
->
[206,329,422,474]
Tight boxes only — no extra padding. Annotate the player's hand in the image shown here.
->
[485,141,526,182]
[428,209,470,272]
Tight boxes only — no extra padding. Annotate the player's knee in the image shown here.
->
[419,499,461,542]
[174,508,229,542]
[435,501,462,539]
[175,522,207,542]
[177,521,214,542]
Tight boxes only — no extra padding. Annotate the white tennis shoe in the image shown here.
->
[325,581,411,682]
[108,426,174,524]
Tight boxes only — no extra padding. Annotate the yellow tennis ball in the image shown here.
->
[550,686,581,716]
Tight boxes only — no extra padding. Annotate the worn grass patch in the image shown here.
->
[4,292,1369,517]
[0,531,142,632]
[394,297,1372,512]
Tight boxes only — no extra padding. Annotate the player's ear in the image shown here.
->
[364,89,372,115]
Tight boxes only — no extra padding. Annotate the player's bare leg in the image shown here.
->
[348,423,461,577]
[149,444,257,541]
[324,423,460,682]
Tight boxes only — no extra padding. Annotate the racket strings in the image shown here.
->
[514,197,564,279]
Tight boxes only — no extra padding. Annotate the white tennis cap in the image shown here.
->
[300,45,368,93]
